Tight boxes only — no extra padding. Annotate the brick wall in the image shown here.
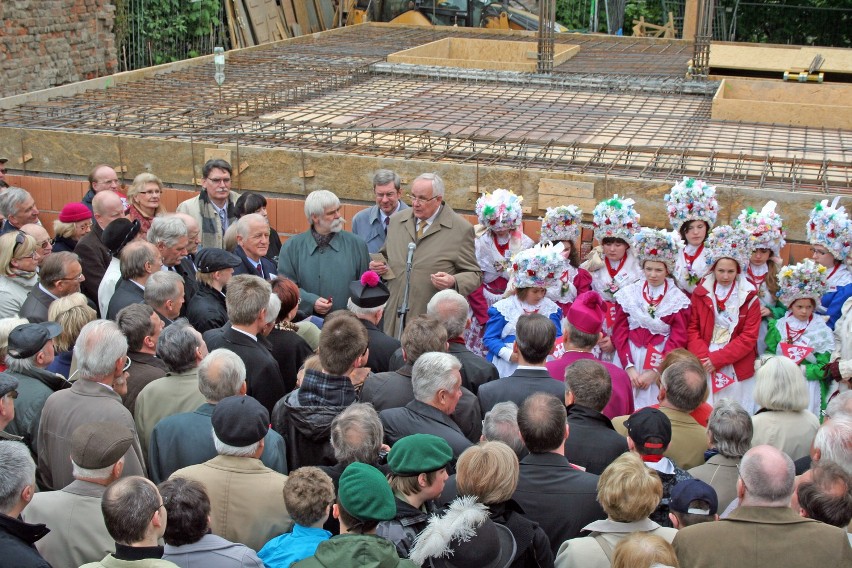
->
[0,0,117,98]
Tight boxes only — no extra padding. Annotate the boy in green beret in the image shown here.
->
[377,434,453,558]
[293,462,417,568]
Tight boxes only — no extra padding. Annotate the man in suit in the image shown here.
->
[0,186,39,235]
[147,215,195,311]
[478,313,564,415]
[369,173,481,338]
[115,303,166,415]
[107,241,162,320]
[143,271,185,327]
[76,190,127,308]
[176,158,239,250]
[351,169,409,254]
[232,213,277,279]
[19,251,83,323]
[512,393,606,555]
[203,274,285,414]
[347,271,399,374]
[673,445,852,567]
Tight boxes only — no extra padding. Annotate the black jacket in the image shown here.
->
[361,319,400,374]
[272,390,343,472]
[386,341,499,395]
[490,500,554,568]
[50,235,77,253]
[232,245,277,280]
[564,404,628,475]
[0,513,51,568]
[203,324,285,414]
[512,452,606,555]
[172,257,198,316]
[75,222,111,307]
[107,279,145,320]
[266,327,313,394]
[377,498,436,558]
[478,367,564,415]
[18,286,53,323]
[380,400,472,469]
[185,282,229,334]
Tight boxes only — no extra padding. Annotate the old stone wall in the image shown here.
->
[0,0,117,98]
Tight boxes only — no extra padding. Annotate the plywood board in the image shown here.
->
[280,0,298,36]
[710,44,852,74]
[389,38,579,72]
[245,0,286,44]
[303,0,321,33]
[538,179,596,212]
[233,0,257,46]
[317,0,336,30]
[292,0,312,37]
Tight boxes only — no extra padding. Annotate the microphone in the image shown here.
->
[406,242,416,267]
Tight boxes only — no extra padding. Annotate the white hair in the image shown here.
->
[212,430,261,458]
[347,298,384,317]
[72,456,124,481]
[75,320,128,380]
[304,190,340,222]
[265,293,281,324]
[412,352,461,403]
[813,416,852,475]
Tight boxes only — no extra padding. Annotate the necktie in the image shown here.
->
[416,221,426,240]
[218,208,227,233]
[384,216,390,234]
[256,263,263,277]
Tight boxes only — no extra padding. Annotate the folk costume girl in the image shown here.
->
[484,243,563,377]
[735,201,787,354]
[807,198,852,330]
[466,189,533,356]
[665,177,720,296]
[582,195,642,362]
[766,260,834,418]
[686,226,761,411]
[612,228,691,409]
[539,205,592,314]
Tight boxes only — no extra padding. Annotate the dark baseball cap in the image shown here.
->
[670,479,718,515]
[0,373,19,398]
[7,322,62,359]
[624,407,672,451]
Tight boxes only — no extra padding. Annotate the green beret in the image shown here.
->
[387,433,453,476]
[338,462,396,522]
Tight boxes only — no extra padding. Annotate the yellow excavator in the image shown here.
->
[346,0,568,32]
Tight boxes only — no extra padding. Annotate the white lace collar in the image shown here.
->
[614,278,691,335]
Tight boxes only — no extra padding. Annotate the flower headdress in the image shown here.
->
[704,225,755,273]
[778,259,829,308]
[539,205,582,244]
[510,242,564,289]
[807,197,851,262]
[735,201,786,256]
[592,195,641,243]
[665,177,719,233]
[475,189,524,232]
[633,228,684,275]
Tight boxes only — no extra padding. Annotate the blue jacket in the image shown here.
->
[351,203,409,254]
[259,524,331,568]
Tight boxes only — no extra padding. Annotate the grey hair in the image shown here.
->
[813,416,852,475]
[75,320,128,381]
[156,319,201,373]
[373,169,401,190]
[265,293,281,325]
[659,358,708,412]
[483,402,526,458]
[147,215,188,247]
[4,353,39,374]
[304,190,340,222]
[825,390,852,420]
[426,289,469,339]
[72,457,124,481]
[212,430,261,457]
[236,213,268,239]
[40,251,79,289]
[202,159,232,178]
[0,187,31,218]
[0,442,35,514]
[329,403,384,465]
[740,446,795,505]
[144,271,183,308]
[753,355,809,412]
[413,173,445,198]
[347,298,384,318]
[225,275,271,325]
[198,348,246,402]
[121,241,159,280]
[708,398,753,458]
[412,352,461,403]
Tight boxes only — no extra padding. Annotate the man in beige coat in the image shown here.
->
[169,395,292,551]
[370,173,481,338]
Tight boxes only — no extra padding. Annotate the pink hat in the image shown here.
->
[59,202,92,223]
[566,291,605,335]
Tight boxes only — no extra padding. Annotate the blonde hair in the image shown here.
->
[456,441,519,505]
[126,172,166,216]
[52,220,77,239]
[612,532,679,568]
[753,355,809,412]
[0,232,37,276]
[597,452,663,522]
[0,317,28,361]
[48,293,97,352]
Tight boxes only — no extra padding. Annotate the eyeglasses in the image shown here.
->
[138,189,162,196]
[736,463,750,493]
[409,193,440,204]
[375,192,398,199]
[123,356,132,372]
[12,232,37,259]
[0,169,8,174]
[38,239,54,249]
[2,390,18,400]
[207,177,232,185]
[810,247,831,256]
[60,272,85,282]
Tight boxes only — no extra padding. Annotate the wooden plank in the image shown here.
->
[537,179,596,212]
[280,0,298,35]
[710,44,852,74]
[292,0,312,37]
[233,0,257,46]
[303,0,321,33]
[317,0,336,30]
[291,22,303,37]
[224,0,240,48]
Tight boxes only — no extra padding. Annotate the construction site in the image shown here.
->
[1,9,851,241]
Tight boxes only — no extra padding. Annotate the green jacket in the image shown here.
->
[292,534,418,568]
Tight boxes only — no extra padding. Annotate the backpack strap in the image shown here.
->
[591,532,615,562]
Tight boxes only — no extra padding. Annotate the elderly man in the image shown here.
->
[36,320,146,490]
[369,173,481,338]
[170,396,293,552]
[0,186,39,235]
[351,169,409,254]
[233,213,277,279]
[148,215,195,308]
[134,319,207,460]
[19,251,84,323]
[688,399,753,508]
[144,271,185,327]
[185,248,241,333]
[177,159,239,250]
[203,274,285,413]
[348,271,398,373]
[77,191,128,306]
[278,190,370,316]
[174,212,201,269]
[380,352,472,464]
[564,359,628,475]
[82,164,127,212]
[5,322,70,454]
[20,224,53,268]
[0,374,20,439]
[115,303,167,414]
[513,393,605,555]
[614,358,708,470]
[107,241,162,320]
[80,476,177,567]
[319,403,389,489]
[793,460,852,538]
[148,348,287,483]
[673,445,852,567]
[22,423,133,567]
[0,442,51,567]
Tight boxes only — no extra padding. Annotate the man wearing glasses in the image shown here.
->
[0,186,40,235]
[351,169,409,254]
[81,164,129,213]
[19,251,85,323]
[177,158,239,250]
[369,173,481,338]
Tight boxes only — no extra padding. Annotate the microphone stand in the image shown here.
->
[397,242,416,340]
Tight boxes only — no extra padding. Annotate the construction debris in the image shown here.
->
[226,0,337,47]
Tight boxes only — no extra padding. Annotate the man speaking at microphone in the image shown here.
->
[369,173,481,338]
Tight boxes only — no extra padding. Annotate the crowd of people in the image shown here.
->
[0,158,849,568]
